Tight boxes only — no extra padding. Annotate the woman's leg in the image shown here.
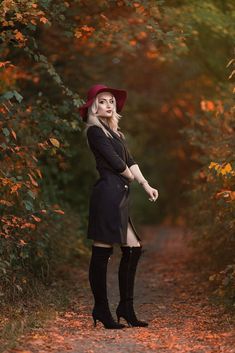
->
[93,219,141,248]
[121,221,141,247]
[89,240,125,329]
[116,221,148,327]
[93,241,113,248]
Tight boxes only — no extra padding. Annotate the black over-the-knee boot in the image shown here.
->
[89,245,126,329]
[116,246,148,327]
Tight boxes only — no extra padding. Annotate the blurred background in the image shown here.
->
[0,0,234,310]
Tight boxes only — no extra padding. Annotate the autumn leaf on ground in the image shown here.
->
[49,138,60,148]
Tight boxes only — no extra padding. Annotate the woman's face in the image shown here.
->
[96,92,114,119]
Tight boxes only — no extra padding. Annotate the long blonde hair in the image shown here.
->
[83,92,125,146]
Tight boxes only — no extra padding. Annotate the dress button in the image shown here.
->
[124,185,128,189]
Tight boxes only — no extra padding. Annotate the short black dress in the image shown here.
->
[86,120,142,245]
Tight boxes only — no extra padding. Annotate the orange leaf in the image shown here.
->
[200,100,215,112]
[137,31,147,40]
[10,128,17,140]
[19,239,27,246]
[0,199,14,206]
[15,31,24,41]
[135,5,146,14]
[81,25,95,33]
[0,61,11,68]
[21,223,36,229]
[49,138,60,148]
[27,173,38,187]
[10,184,22,194]
[40,17,48,24]
[32,155,38,162]
[129,40,137,46]
[31,215,41,222]
[75,30,82,39]
[53,209,65,215]
[35,168,43,179]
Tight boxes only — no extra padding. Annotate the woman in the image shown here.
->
[78,84,159,330]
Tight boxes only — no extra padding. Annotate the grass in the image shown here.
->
[0,253,89,353]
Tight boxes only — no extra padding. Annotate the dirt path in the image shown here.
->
[5,225,235,353]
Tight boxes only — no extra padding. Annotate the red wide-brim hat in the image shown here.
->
[78,84,127,121]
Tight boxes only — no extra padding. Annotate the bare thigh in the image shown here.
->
[93,241,113,248]
[93,222,141,248]
[121,221,141,247]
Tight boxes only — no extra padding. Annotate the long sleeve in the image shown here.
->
[125,147,137,168]
[87,126,127,173]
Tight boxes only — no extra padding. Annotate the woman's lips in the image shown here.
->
[106,110,112,113]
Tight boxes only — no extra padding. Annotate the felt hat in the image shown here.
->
[78,84,127,121]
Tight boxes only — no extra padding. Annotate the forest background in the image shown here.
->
[0,0,234,342]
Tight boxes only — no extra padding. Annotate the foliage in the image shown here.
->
[209,264,235,305]
[179,57,235,305]
[0,0,181,298]
[0,0,235,306]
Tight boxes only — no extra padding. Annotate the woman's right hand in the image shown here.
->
[142,182,159,202]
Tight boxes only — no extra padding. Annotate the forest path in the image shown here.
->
[5,225,235,353]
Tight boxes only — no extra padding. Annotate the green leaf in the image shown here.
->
[13,90,23,103]
[27,24,36,31]
[39,54,47,63]
[23,200,34,211]
[2,128,10,136]
[2,91,14,100]
[28,190,36,199]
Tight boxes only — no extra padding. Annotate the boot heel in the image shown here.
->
[116,246,149,328]
[89,245,126,330]
[92,311,125,329]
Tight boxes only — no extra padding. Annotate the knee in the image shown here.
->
[93,241,113,248]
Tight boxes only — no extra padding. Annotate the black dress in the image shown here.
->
[86,120,142,245]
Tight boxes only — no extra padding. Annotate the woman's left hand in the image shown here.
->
[142,183,159,202]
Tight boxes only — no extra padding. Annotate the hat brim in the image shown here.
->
[78,87,127,120]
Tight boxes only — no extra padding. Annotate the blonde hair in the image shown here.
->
[83,92,125,147]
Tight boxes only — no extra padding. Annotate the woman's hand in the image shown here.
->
[142,182,159,202]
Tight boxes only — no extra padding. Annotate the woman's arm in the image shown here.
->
[120,165,135,181]
[119,144,138,181]
[123,144,159,201]
[124,145,148,184]
[130,164,159,202]
[129,164,148,185]
[87,126,127,173]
